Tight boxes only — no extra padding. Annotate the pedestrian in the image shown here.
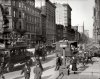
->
[21,64,31,79]
[33,63,42,79]
[35,56,43,71]
[72,57,77,74]
[0,65,5,79]
[55,55,62,71]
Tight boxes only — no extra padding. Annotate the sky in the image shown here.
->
[50,0,95,38]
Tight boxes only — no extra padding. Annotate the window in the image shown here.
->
[22,2,24,8]
[14,21,16,29]
[19,21,21,29]
[19,2,21,7]
[12,1,15,6]
[4,7,9,15]
[24,6,26,10]
[19,11,21,18]
[22,12,25,18]
[28,7,29,11]
[13,11,15,17]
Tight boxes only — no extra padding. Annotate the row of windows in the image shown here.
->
[13,21,36,33]
[12,1,35,15]
[26,24,35,32]
[13,10,41,24]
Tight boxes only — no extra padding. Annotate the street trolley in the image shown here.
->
[55,40,78,75]
[0,41,33,72]
[55,40,77,57]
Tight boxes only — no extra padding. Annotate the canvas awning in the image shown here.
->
[26,48,35,55]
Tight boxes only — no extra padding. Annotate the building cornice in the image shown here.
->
[46,0,56,8]
[63,3,72,11]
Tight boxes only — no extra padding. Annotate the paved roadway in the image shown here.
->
[1,53,100,79]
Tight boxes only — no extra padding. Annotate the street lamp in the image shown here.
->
[59,40,71,76]
[60,40,68,66]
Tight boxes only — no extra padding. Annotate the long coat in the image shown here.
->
[56,57,62,66]
[72,58,77,71]
[21,66,31,79]
[33,66,42,79]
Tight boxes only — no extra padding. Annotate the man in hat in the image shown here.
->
[33,63,43,79]
[72,57,77,74]
[55,55,62,71]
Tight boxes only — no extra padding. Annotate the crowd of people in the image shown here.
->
[21,61,43,79]
[0,42,94,79]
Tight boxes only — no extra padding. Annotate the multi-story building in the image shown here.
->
[41,13,46,43]
[35,0,56,44]
[55,3,72,27]
[55,3,73,40]
[93,0,100,43]
[84,30,89,38]
[0,0,41,46]
[63,4,72,27]
[72,26,79,41]
[35,8,42,44]
[56,24,64,41]
[46,0,56,44]
[35,0,47,43]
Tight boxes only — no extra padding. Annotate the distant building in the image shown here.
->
[72,26,79,41]
[93,0,100,43]
[84,30,89,38]
[55,3,72,27]
[56,24,64,41]
[35,0,56,44]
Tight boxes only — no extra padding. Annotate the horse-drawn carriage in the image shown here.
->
[55,40,78,73]
[0,42,33,72]
[55,40,78,57]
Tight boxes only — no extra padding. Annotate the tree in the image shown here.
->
[78,33,89,44]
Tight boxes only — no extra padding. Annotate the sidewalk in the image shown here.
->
[3,53,56,79]
[3,55,100,79]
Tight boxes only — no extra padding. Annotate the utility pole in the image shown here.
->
[83,21,86,51]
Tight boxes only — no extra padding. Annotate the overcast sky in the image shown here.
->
[50,0,95,38]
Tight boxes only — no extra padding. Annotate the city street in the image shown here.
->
[2,53,100,79]
[0,0,99,79]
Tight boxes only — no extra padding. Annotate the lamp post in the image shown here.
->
[60,40,68,66]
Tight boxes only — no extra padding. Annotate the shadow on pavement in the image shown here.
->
[42,75,52,79]
[42,55,55,64]
[66,74,99,79]
[4,54,55,74]
[43,65,55,71]
[77,65,89,73]
[13,75,24,79]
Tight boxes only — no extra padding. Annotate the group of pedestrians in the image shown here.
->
[55,54,78,79]
[21,61,43,79]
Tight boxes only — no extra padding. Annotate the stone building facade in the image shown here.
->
[35,0,56,44]
[0,0,41,45]
[46,0,56,44]
[56,24,64,41]
[93,0,100,43]
[55,3,75,41]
